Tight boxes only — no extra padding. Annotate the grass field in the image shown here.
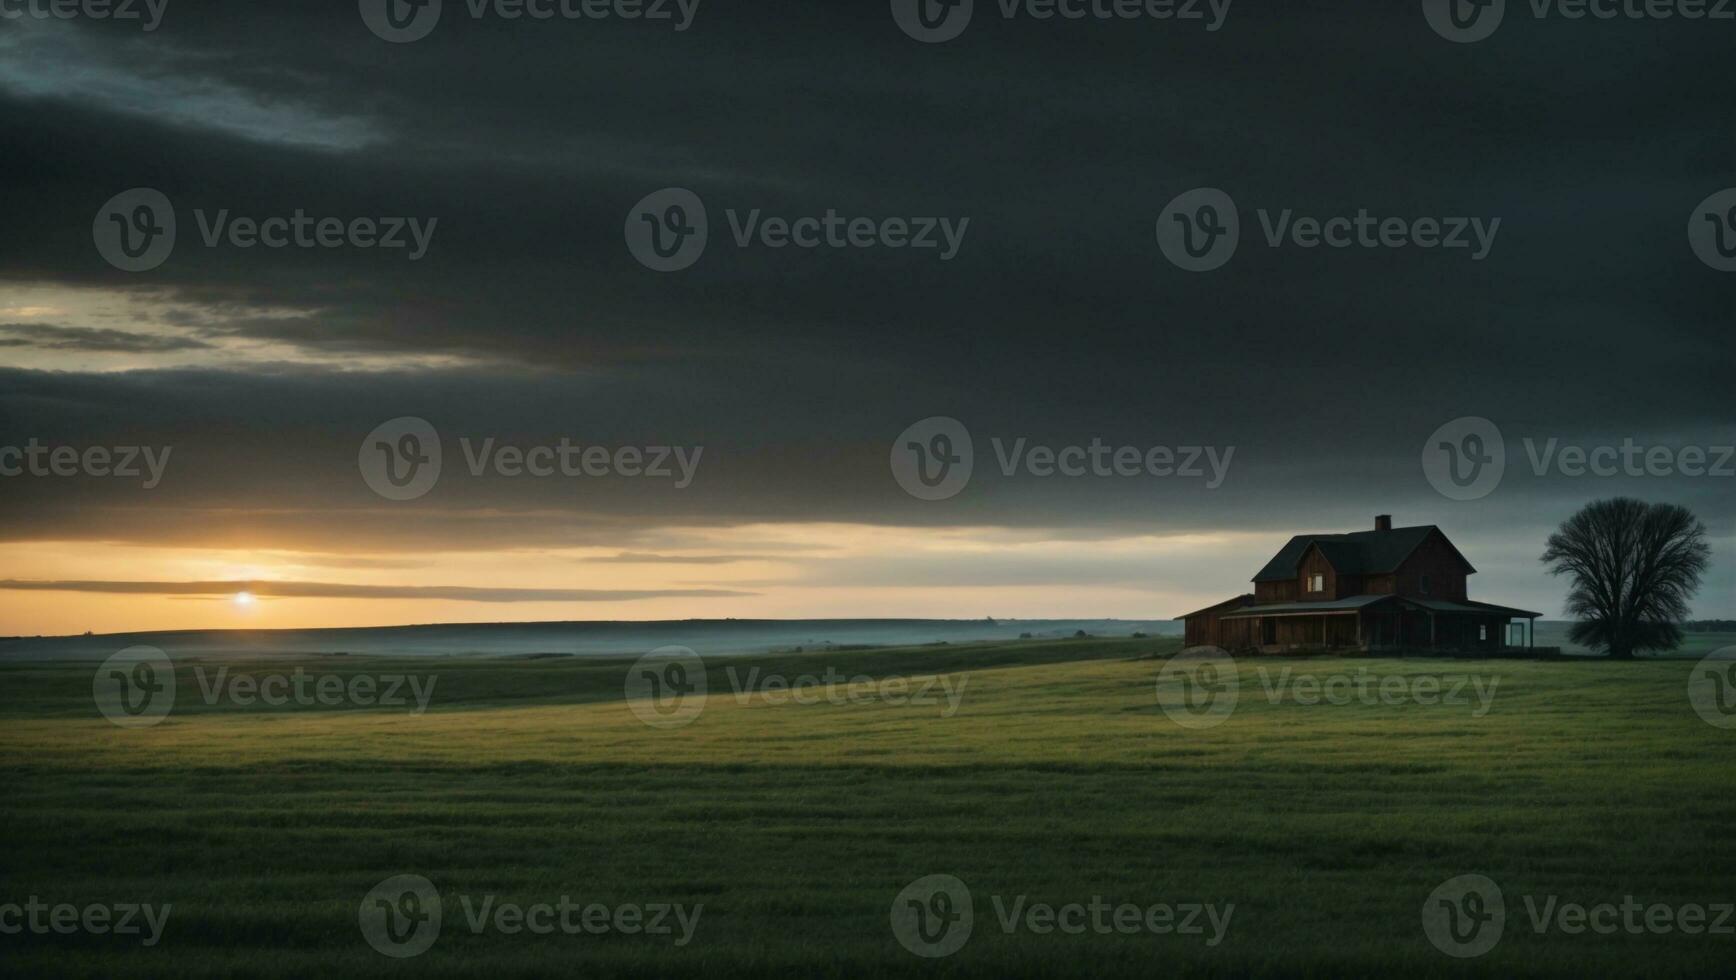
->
[3,637,1733,977]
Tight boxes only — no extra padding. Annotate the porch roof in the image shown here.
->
[1172,593,1256,620]
[1219,595,1398,618]
[1219,595,1542,620]
[1406,597,1543,619]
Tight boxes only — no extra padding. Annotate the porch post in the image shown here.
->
[1429,613,1436,650]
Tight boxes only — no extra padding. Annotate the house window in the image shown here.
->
[1308,573,1324,593]
[1478,624,1488,642]
[1420,574,1431,595]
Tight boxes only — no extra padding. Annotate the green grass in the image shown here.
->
[2,638,1732,977]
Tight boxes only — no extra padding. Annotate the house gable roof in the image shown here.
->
[1251,525,1474,583]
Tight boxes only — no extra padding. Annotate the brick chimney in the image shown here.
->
[1375,514,1393,532]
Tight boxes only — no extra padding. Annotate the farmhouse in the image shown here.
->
[1177,515,1540,653]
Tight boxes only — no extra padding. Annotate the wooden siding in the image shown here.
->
[1297,545,1338,600]
[1362,574,1395,595]
[1264,614,1360,647]
[1182,608,1256,649]
[1390,530,1470,601]
[1255,579,1298,603]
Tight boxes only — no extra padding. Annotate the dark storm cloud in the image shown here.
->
[4,4,1728,378]
[0,323,212,352]
[1,365,1726,552]
[0,3,1731,610]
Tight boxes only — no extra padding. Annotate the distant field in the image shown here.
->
[1533,623,1736,658]
[2,638,1733,977]
[0,617,1182,660]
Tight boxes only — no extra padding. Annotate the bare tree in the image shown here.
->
[1541,498,1710,659]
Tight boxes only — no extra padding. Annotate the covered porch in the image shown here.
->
[1217,595,1540,654]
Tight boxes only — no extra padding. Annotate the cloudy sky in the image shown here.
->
[0,1,1730,635]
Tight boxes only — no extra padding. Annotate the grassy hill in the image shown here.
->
[2,637,1731,976]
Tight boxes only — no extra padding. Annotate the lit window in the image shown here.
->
[1308,573,1324,592]
[1478,624,1488,641]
